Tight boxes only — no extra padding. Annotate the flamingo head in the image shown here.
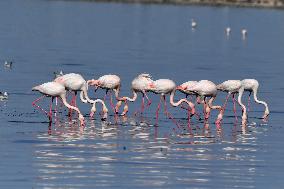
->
[147,82,156,89]
[176,85,187,91]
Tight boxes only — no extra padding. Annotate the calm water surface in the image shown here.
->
[0,0,284,188]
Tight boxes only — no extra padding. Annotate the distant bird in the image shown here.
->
[53,70,64,79]
[238,79,269,121]
[186,80,223,124]
[217,80,243,122]
[241,29,247,39]
[55,73,108,120]
[225,27,231,36]
[32,81,85,126]
[4,61,12,68]
[0,92,8,100]
[191,19,197,28]
[116,73,155,116]
[148,79,195,125]
[87,74,122,114]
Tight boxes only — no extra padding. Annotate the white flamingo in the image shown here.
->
[55,73,108,119]
[186,80,223,124]
[239,79,269,121]
[217,80,243,122]
[87,74,122,114]
[32,81,85,126]
[148,79,195,125]
[115,73,155,116]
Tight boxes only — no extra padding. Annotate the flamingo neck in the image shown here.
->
[238,87,247,117]
[253,90,269,114]
[117,89,138,102]
[60,93,82,116]
[170,89,187,107]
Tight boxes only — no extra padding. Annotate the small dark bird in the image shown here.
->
[0,92,8,100]
[4,61,12,68]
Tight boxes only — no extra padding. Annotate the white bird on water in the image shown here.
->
[241,28,247,39]
[238,79,269,122]
[32,81,85,126]
[116,73,155,116]
[54,73,108,120]
[216,80,243,122]
[191,19,197,29]
[225,27,231,36]
[148,79,195,126]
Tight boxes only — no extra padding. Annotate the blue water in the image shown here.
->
[0,0,284,188]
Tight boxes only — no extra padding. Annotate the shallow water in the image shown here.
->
[0,0,284,188]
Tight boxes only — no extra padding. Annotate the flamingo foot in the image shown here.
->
[79,114,85,127]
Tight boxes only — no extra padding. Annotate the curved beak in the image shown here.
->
[148,82,155,89]
[176,85,186,90]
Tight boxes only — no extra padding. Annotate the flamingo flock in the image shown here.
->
[32,73,269,126]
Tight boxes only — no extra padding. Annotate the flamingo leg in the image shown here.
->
[232,94,238,122]
[247,91,251,112]
[108,91,116,113]
[155,96,162,126]
[32,95,49,116]
[141,93,145,113]
[49,97,54,121]
[162,95,181,129]
[144,92,152,107]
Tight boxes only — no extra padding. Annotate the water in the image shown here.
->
[0,0,284,188]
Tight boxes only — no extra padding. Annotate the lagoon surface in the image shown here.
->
[0,0,284,188]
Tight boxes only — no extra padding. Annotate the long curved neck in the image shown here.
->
[238,87,247,115]
[60,93,82,116]
[170,89,188,107]
[117,89,138,102]
[92,99,107,110]
[80,91,87,103]
[253,88,269,113]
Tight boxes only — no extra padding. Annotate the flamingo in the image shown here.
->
[239,79,269,121]
[87,74,122,114]
[176,81,198,99]
[113,73,154,116]
[54,73,108,119]
[32,81,85,126]
[185,80,223,124]
[216,80,243,122]
[191,19,197,28]
[148,79,195,125]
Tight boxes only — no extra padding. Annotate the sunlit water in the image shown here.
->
[0,0,284,188]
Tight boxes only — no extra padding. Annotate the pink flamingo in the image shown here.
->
[239,79,269,121]
[148,79,195,125]
[111,73,154,116]
[32,81,85,126]
[185,80,223,124]
[87,74,122,114]
[54,73,108,120]
[217,80,242,122]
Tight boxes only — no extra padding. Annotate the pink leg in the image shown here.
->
[232,94,238,122]
[144,92,152,107]
[141,94,145,113]
[48,97,54,121]
[155,96,162,126]
[247,92,251,112]
[222,93,231,111]
[109,91,116,113]
[32,95,49,116]
[162,95,181,129]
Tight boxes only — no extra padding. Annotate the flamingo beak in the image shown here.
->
[148,82,155,89]
[176,85,186,90]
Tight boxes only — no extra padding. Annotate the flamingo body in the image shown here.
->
[190,80,218,97]
[217,80,242,94]
[150,79,176,95]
